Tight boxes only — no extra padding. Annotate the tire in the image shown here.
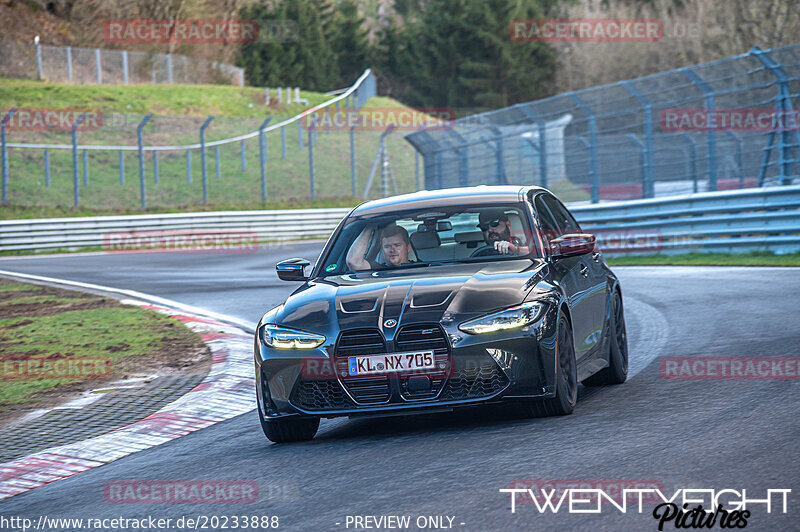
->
[257,394,319,443]
[527,311,577,417]
[582,290,628,386]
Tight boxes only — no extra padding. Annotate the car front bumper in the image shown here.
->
[254,304,560,420]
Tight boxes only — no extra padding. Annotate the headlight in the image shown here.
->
[458,302,544,334]
[260,324,325,349]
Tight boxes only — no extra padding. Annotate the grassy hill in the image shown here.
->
[0,79,588,219]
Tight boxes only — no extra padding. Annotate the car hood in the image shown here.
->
[273,259,546,333]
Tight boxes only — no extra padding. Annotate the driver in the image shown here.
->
[477,209,528,255]
[346,224,415,271]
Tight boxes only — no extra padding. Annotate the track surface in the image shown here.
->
[0,246,798,531]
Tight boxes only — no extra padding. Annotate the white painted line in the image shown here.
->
[0,290,256,500]
[624,297,669,378]
[0,269,254,332]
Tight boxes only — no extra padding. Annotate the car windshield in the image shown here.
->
[318,203,540,276]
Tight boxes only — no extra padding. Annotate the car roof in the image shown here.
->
[351,185,546,216]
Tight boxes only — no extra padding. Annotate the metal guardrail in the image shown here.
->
[1,186,799,254]
[573,185,800,254]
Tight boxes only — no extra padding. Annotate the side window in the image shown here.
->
[541,194,580,235]
[534,196,560,244]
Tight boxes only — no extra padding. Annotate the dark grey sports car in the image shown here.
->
[255,186,628,442]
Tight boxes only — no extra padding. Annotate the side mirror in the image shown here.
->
[276,258,311,281]
[550,233,596,259]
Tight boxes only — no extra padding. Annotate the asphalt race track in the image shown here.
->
[0,245,798,531]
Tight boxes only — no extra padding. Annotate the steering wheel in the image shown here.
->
[470,244,500,257]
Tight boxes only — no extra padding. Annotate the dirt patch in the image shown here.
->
[0,279,212,426]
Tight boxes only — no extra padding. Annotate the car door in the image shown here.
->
[535,193,605,362]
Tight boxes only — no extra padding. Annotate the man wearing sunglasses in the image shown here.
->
[477,209,526,255]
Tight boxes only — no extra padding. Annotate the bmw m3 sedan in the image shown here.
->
[255,186,628,442]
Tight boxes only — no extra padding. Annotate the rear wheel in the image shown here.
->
[257,393,319,443]
[582,290,628,386]
[527,312,577,417]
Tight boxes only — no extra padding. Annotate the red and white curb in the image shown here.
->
[0,300,256,501]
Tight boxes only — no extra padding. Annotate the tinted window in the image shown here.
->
[540,194,579,234]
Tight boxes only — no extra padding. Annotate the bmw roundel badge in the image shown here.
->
[383,318,397,328]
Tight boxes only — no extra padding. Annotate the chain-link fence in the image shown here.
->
[0,70,426,211]
[406,43,800,203]
[0,40,244,86]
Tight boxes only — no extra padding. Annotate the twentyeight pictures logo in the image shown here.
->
[510,19,663,42]
[104,19,262,44]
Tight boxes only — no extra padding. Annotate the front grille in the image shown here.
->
[335,329,390,404]
[440,360,509,401]
[291,378,354,411]
[337,329,385,356]
[396,324,449,400]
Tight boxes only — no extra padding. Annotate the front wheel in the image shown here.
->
[257,394,319,443]
[527,311,577,417]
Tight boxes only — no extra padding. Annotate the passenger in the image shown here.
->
[347,224,415,270]
[477,209,528,255]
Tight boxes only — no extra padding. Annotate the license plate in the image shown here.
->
[348,351,435,376]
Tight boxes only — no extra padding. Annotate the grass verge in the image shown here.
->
[607,251,800,267]
[0,278,209,418]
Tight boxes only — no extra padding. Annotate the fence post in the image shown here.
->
[136,114,152,209]
[95,49,102,84]
[446,130,469,187]
[186,150,192,184]
[153,151,159,184]
[349,116,364,196]
[678,134,698,193]
[167,54,173,85]
[118,150,124,185]
[281,124,286,158]
[626,134,647,198]
[298,119,303,149]
[679,67,717,191]
[725,132,744,187]
[122,50,129,85]
[569,94,600,202]
[622,81,655,198]
[240,140,246,171]
[486,126,507,185]
[71,112,87,207]
[308,116,318,198]
[1,109,16,204]
[522,131,546,189]
[44,149,50,187]
[415,151,421,191]
[200,116,214,204]
[82,149,88,186]
[750,46,799,185]
[258,117,272,202]
[519,107,548,189]
[66,46,72,82]
[214,146,221,179]
[35,41,42,80]
[363,125,396,198]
